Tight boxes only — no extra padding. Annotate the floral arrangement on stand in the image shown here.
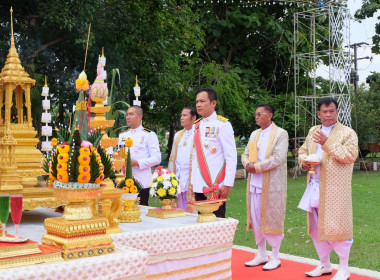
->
[149,166,181,205]
[116,138,142,199]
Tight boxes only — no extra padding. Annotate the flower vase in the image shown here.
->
[118,193,141,223]
[160,199,172,210]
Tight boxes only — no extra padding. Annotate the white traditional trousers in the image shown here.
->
[310,208,353,272]
[250,192,284,259]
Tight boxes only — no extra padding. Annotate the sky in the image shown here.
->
[348,0,380,84]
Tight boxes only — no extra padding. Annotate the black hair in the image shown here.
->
[257,103,275,120]
[196,88,217,102]
[128,105,143,116]
[183,107,200,119]
[317,97,338,110]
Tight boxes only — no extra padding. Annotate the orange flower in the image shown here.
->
[125,178,134,187]
[57,153,69,163]
[123,187,130,193]
[78,173,91,183]
[125,138,133,148]
[79,165,90,174]
[95,174,104,184]
[49,173,56,181]
[57,172,69,183]
[57,163,68,173]
[78,154,91,165]
[57,144,70,154]
[76,78,89,91]
[51,138,58,146]
[130,185,138,193]
[79,147,91,156]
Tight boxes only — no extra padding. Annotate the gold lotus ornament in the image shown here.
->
[188,199,226,223]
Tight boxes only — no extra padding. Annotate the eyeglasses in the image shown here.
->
[254,113,268,118]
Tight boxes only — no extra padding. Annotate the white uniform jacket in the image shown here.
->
[118,125,161,189]
[191,112,237,193]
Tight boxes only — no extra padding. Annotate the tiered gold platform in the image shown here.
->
[42,216,114,260]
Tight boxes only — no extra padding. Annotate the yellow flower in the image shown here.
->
[78,173,91,183]
[57,153,69,163]
[157,188,166,197]
[79,147,91,156]
[170,173,176,178]
[123,187,130,193]
[168,187,176,195]
[57,163,67,173]
[171,179,178,187]
[130,185,138,193]
[78,154,91,165]
[79,165,90,174]
[57,144,70,154]
[125,179,134,187]
[76,78,89,91]
[57,172,69,183]
[157,176,163,182]
[125,138,133,148]
[51,138,58,146]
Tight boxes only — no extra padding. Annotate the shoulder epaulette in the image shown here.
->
[194,117,202,124]
[120,129,130,134]
[217,115,228,122]
[143,127,151,133]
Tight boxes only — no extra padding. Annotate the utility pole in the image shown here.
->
[348,42,371,94]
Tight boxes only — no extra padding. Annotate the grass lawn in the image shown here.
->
[226,171,380,271]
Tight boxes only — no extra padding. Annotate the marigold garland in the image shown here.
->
[125,138,133,148]
[76,78,89,91]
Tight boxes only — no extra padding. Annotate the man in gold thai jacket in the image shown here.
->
[298,97,358,280]
[241,103,288,271]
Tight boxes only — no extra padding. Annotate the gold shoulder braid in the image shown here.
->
[143,127,151,133]
[121,128,130,134]
[217,115,228,122]
[194,117,202,124]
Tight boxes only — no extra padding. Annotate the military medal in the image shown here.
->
[211,146,217,154]
[204,141,209,148]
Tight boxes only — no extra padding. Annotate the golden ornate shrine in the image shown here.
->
[0,8,63,210]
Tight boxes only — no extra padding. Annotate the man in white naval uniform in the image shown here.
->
[118,106,161,206]
[168,107,198,211]
[191,88,237,218]
[241,103,288,271]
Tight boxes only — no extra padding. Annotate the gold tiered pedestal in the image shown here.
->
[188,199,226,223]
[118,194,142,223]
[146,199,186,219]
[42,186,115,260]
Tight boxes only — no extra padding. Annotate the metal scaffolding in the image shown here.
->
[294,5,351,143]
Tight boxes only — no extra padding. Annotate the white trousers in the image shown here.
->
[250,192,284,259]
[310,208,353,272]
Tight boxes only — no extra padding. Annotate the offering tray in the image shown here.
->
[0,237,28,243]
[305,161,320,175]
[188,199,226,223]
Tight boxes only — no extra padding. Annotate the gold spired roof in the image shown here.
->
[0,7,35,86]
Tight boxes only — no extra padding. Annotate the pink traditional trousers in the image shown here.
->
[250,192,284,259]
[310,208,353,272]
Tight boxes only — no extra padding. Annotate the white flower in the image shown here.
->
[149,187,156,196]
[152,172,158,179]
[152,182,158,189]
[162,173,171,181]
[163,181,171,189]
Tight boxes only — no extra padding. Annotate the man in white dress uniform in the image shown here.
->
[118,106,161,206]
[168,107,199,212]
[191,88,237,218]
[241,103,288,271]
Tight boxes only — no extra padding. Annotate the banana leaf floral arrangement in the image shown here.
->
[149,166,180,200]
[116,138,143,195]
[42,70,114,188]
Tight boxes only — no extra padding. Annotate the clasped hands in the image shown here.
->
[246,162,256,173]
[302,130,328,171]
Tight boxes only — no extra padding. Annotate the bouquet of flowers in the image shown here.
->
[116,138,142,199]
[149,166,181,200]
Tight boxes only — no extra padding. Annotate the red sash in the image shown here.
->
[194,122,226,200]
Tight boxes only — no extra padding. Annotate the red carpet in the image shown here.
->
[232,249,376,280]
